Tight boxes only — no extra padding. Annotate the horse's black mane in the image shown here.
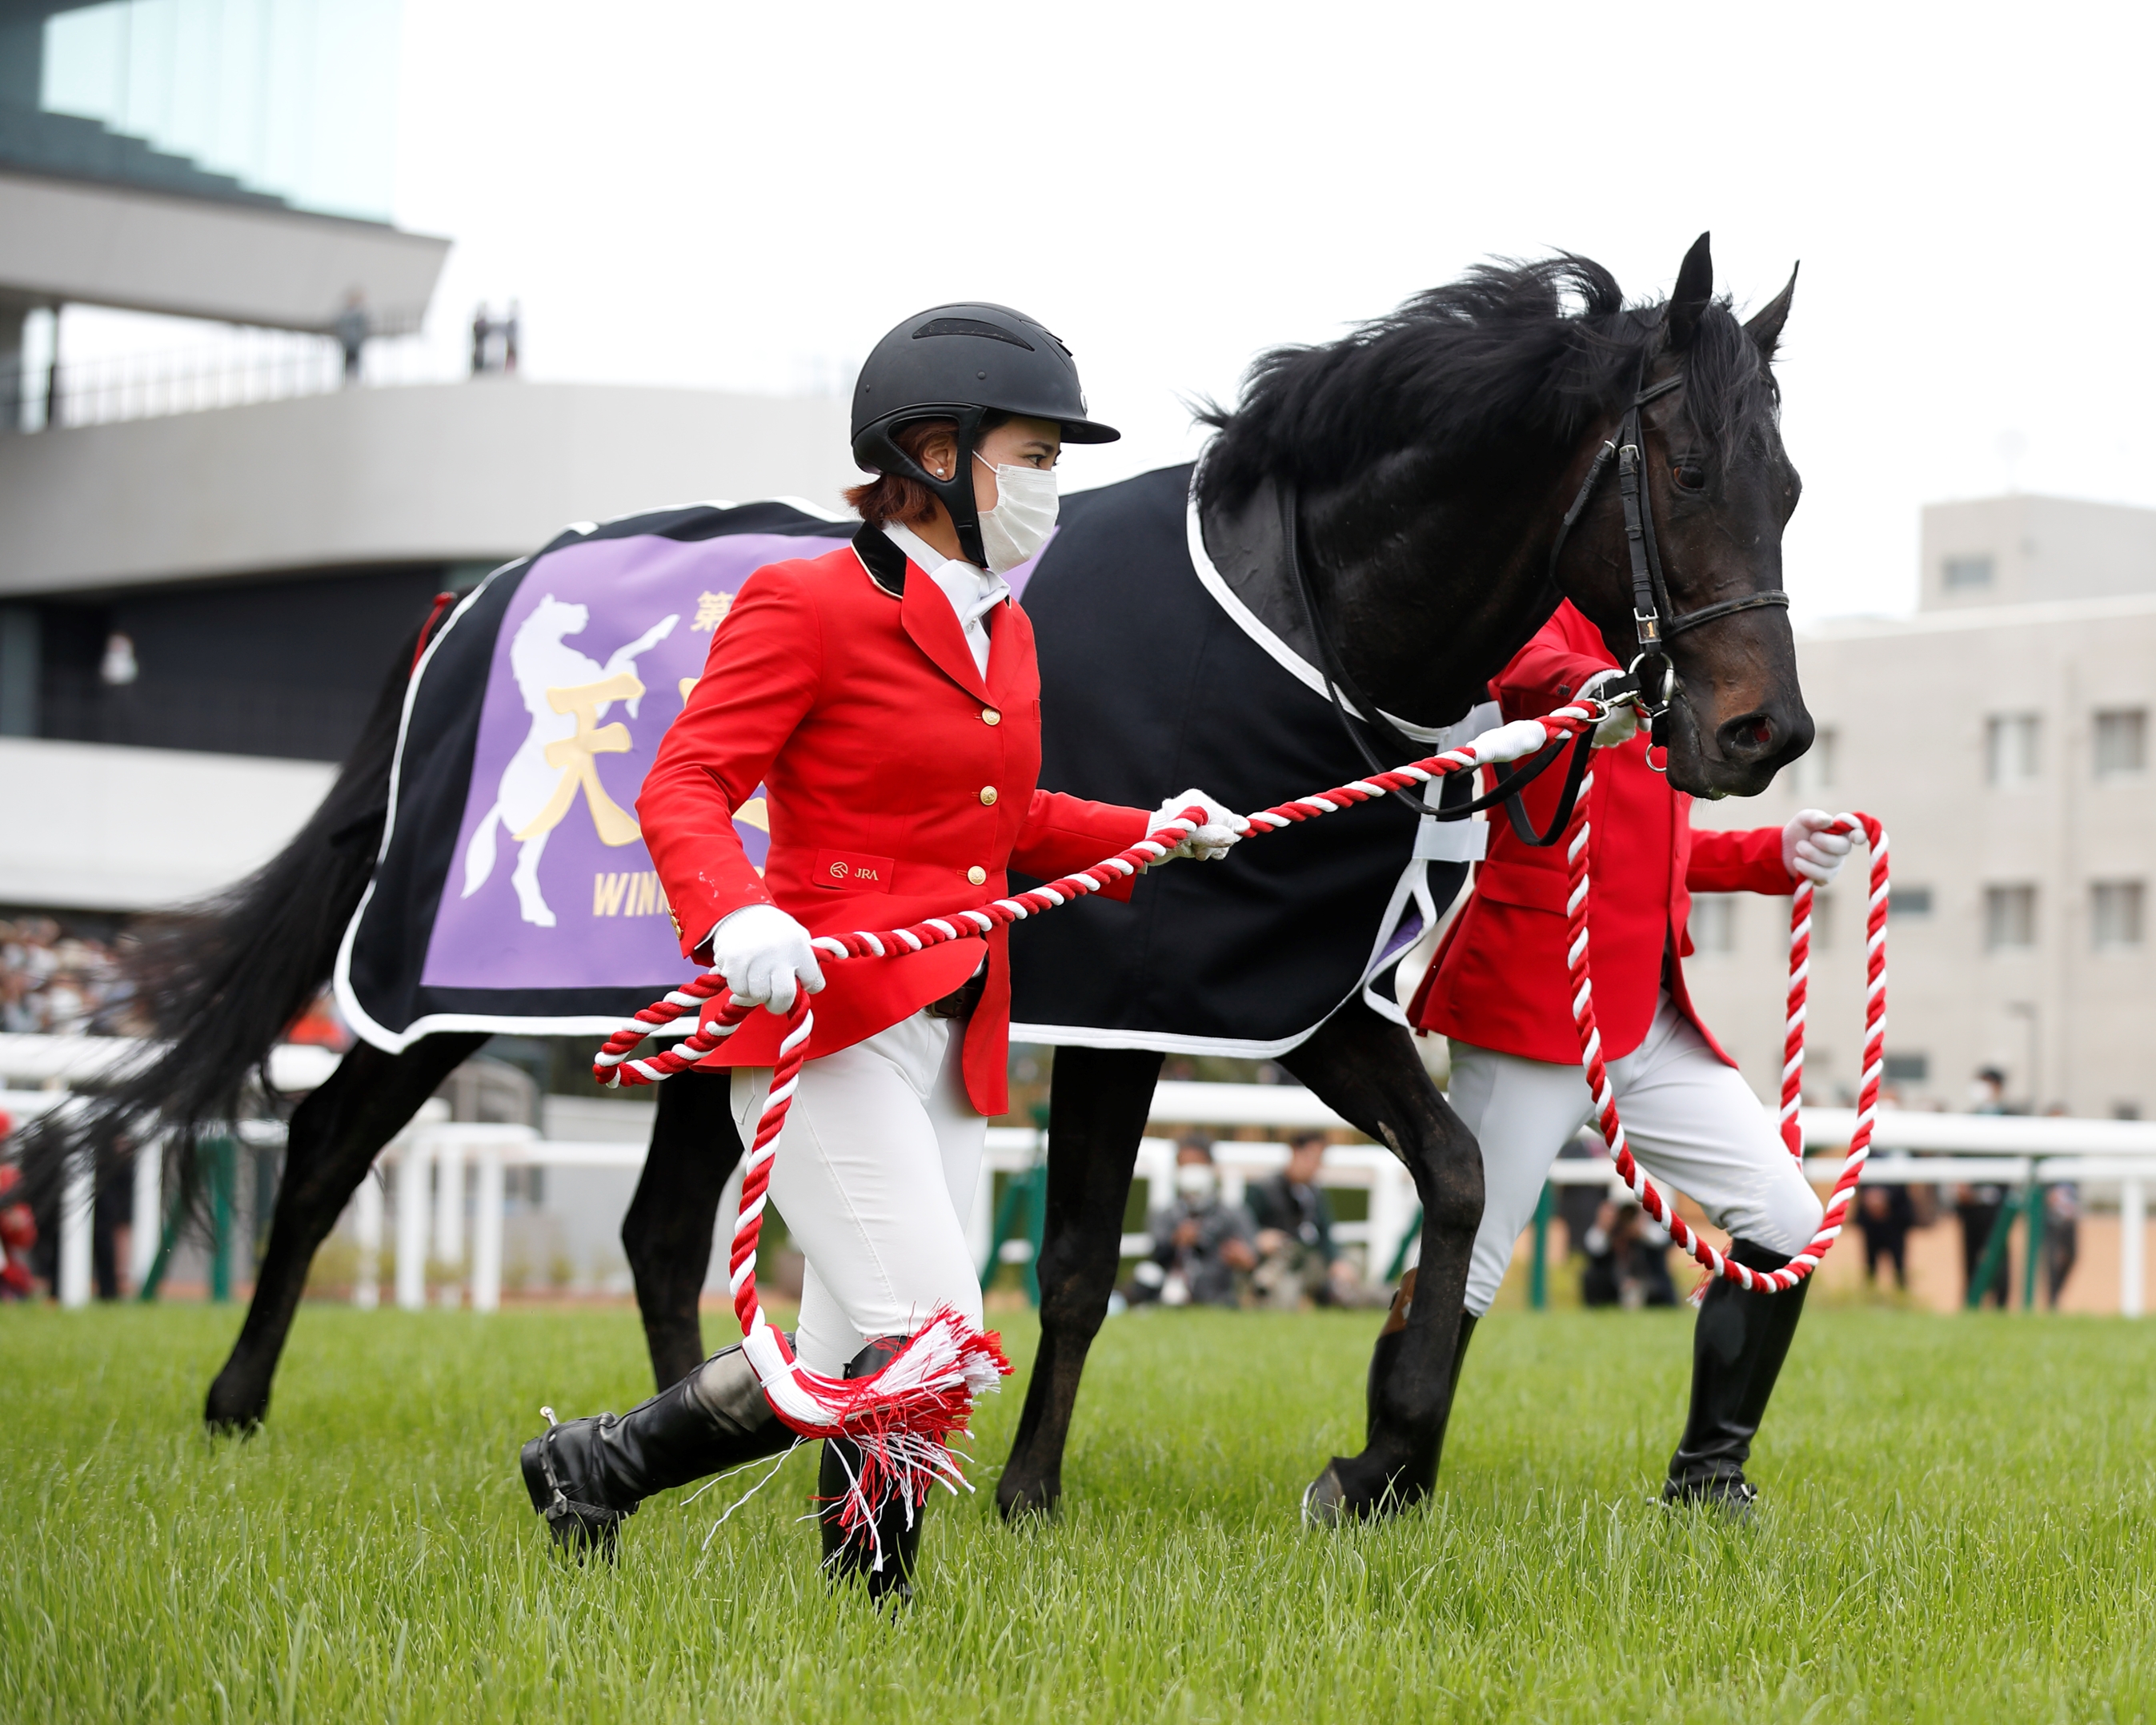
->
[1196,253,1778,509]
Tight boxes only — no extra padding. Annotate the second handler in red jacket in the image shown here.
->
[519,305,1244,1596]
[1403,601,1850,1514]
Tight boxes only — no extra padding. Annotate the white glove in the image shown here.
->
[1150,788,1248,862]
[707,903,826,1013]
[1783,809,1853,886]
[1580,668,1639,748]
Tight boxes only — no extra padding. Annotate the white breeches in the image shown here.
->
[1448,993,1823,1315]
[730,1011,987,1376]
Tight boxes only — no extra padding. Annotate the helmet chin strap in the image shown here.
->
[886,405,990,567]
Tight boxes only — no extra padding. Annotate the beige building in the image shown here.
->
[1685,493,2156,1119]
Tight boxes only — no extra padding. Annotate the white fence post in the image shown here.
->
[471,1145,504,1314]
[352,1170,383,1310]
[2123,1177,2146,1320]
[395,1141,431,1311]
[1367,1155,1415,1289]
[129,1137,162,1294]
[58,1150,93,1308]
[433,1134,465,1307]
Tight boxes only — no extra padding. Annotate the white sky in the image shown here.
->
[68,0,2156,622]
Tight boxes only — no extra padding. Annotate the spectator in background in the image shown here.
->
[1857,1184,1917,1290]
[1955,1065,2010,1309]
[470,303,494,375]
[503,299,522,374]
[334,291,369,383]
[1579,1196,1677,1310]
[1131,1137,1255,1308]
[2043,1182,2080,1307]
[1247,1131,1369,1310]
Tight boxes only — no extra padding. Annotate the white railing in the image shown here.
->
[7,1044,2149,1318]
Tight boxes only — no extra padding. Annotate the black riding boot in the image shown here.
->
[818,1335,921,1605]
[1304,1269,1478,1524]
[1663,1239,1812,1517]
[520,1339,791,1559]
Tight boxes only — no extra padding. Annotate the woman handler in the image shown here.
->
[519,303,1243,1595]
[1398,600,1849,1514]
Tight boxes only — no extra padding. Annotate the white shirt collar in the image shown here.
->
[883,521,1008,678]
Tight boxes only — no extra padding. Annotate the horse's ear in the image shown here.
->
[1744,263,1799,363]
[1665,232,1713,351]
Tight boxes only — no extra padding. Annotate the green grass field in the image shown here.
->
[4,1302,2152,1723]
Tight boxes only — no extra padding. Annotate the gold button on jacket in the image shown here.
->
[979,786,998,805]
[967,865,988,886]
[981,708,1001,726]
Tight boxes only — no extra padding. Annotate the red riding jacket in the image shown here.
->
[1409,602,1797,1065]
[638,534,1149,1115]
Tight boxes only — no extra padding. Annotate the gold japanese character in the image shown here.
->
[691,591,733,632]
[513,672,646,845]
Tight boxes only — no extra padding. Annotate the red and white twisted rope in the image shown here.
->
[1561,758,1889,1294]
[584,699,1882,1530]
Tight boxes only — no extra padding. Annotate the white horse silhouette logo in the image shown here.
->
[461,595,679,927]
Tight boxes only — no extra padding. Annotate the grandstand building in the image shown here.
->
[0,1,852,921]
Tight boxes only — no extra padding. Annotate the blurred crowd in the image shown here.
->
[1128,1132,1388,1312]
[0,917,144,1037]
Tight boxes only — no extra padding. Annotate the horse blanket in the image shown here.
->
[338,467,1484,1056]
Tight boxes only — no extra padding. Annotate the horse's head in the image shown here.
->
[528,594,591,643]
[1557,235,1810,800]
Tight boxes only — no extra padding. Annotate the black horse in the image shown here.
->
[26,237,1809,1525]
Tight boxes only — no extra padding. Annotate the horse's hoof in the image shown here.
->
[994,1473,1060,1522]
[1301,1462,1351,1529]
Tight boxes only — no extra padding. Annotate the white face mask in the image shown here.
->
[973,451,1059,575]
[1174,1161,1218,1201]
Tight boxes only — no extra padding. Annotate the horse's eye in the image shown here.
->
[1671,459,1707,492]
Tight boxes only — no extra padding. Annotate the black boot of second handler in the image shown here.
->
[819,1335,923,1605]
[520,1340,791,1559]
[1663,1238,1813,1518]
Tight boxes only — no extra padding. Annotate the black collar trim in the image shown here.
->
[852,522,906,597]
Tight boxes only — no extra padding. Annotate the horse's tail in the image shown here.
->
[460,801,501,896]
[12,619,429,1214]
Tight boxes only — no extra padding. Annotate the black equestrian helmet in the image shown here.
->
[850,303,1120,471]
[849,303,1118,566]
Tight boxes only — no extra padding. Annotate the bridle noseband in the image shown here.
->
[1546,366,1792,750]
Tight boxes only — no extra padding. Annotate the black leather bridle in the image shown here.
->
[1290,361,1789,844]
[1545,365,1791,749]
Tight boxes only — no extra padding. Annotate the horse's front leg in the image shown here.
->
[996,1044,1163,1520]
[622,1070,740,1390]
[205,1033,488,1432]
[1280,998,1482,1522]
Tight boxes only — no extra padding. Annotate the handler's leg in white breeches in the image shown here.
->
[731,1009,988,1601]
[1449,992,1825,1514]
[519,1012,987,1575]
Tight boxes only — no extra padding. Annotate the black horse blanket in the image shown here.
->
[337,468,1479,1055]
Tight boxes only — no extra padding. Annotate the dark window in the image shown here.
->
[1984,885,2038,951]
[2094,709,2146,778]
[1891,886,1934,918]
[2093,881,2145,950]
[1883,1053,1930,1083]
[1943,556,1994,591]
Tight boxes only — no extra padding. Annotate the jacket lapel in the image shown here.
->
[900,564,996,704]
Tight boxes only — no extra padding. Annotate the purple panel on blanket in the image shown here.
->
[419,532,846,989]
